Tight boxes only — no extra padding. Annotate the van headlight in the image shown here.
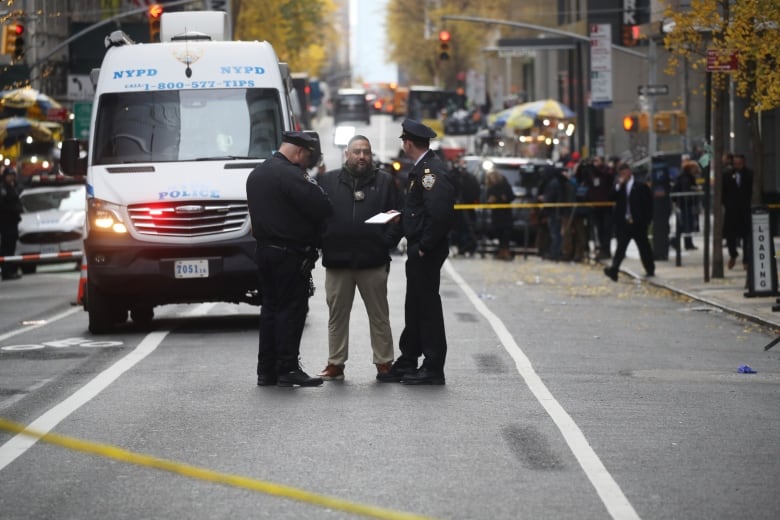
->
[88,198,128,234]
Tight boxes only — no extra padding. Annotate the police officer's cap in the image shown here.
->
[282,131,318,152]
[399,119,437,141]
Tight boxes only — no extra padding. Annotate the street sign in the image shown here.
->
[73,101,92,140]
[706,49,738,72]
[638,84,669,96]
[589,24,613,107]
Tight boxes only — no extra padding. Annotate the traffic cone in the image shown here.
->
[76,257,87,306]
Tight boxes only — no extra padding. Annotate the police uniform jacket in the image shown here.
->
[246,151,332,248]
[318,166,400,269]
[399,150,456,253]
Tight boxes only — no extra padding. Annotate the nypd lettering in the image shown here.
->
[111,64,265,91]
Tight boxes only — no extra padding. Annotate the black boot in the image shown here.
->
[684,236,697,250]
[277,367,323,387]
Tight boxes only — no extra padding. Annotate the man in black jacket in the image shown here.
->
[604,163,655,281]
[722,153,753,269]
[0,167,22,280]
[378,119,456,385]
[316,135,400,381]
[246,131,332,387]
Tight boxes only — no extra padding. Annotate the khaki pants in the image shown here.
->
[325,265,394,365]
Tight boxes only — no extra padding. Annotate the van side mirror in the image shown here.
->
[60,139,87,176]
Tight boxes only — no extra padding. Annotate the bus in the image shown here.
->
[405,85,464,136]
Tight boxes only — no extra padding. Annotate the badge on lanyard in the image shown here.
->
[354,190,365,201]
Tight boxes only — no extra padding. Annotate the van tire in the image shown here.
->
[87,281,125,334]
[21,264,37,274]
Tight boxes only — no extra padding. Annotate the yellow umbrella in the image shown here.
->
[518,99,575,120]
[1,87,63,120]
[0,117,54,143]
[488,106,535,131]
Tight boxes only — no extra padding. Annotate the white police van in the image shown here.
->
[61,11,298,333]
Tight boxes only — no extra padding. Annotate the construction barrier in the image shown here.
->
[0,251,82,264]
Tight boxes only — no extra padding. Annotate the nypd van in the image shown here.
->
[61,11,297,333]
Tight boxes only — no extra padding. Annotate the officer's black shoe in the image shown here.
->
[257,374,277,386]
[277,368,323,387]
[400,367,445,385]
[376,362,417,383]
[603,267,618,282]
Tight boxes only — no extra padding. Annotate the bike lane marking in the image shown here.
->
[445,260,641,520]
[0,307,81,342]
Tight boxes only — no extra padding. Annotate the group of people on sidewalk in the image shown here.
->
[246,119,455,388]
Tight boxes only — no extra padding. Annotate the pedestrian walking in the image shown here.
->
[722,153,753,269]
[246,131,332,387]
[604,163,655,281]
[377,119,456,385]
[0,167,23,280]
[316,135,400,381]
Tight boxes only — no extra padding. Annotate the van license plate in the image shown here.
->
[174,259,209,279]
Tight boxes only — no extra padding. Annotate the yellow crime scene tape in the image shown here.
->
[0,417,438,520]
[454,201,615,210]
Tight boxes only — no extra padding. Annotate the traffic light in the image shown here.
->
[438,30,451,61]
[148,4,164,42]
[653,111,688,134]
[2,22,24,60]
[653,112,672,133]
[622,24,639,47]
[623,112,649,132]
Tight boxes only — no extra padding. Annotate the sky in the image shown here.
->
[350,0,397,84]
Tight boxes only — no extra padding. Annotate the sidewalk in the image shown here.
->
[610,238,780,330]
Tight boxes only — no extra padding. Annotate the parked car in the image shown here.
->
[17,182,85,273]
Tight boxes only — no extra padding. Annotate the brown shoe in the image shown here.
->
[375,362,392,375]
[727,256,736,269]
[317,364,344,380]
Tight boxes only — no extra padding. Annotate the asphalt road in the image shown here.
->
[1,253,779,520]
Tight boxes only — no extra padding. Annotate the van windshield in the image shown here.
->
[92,88,284,165]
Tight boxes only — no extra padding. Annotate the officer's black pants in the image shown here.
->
[397,240,449,374]
[255,245,310,374]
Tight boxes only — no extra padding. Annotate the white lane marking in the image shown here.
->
[0,302,217,472]
[0,307,81,342]
[444,260,641,520]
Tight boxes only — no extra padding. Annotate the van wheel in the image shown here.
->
[21,264,37,274]
[87,281,126,334]
[130,307,154,328]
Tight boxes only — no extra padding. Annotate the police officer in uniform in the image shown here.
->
[246,131,333,387]
[378,119,456,385]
